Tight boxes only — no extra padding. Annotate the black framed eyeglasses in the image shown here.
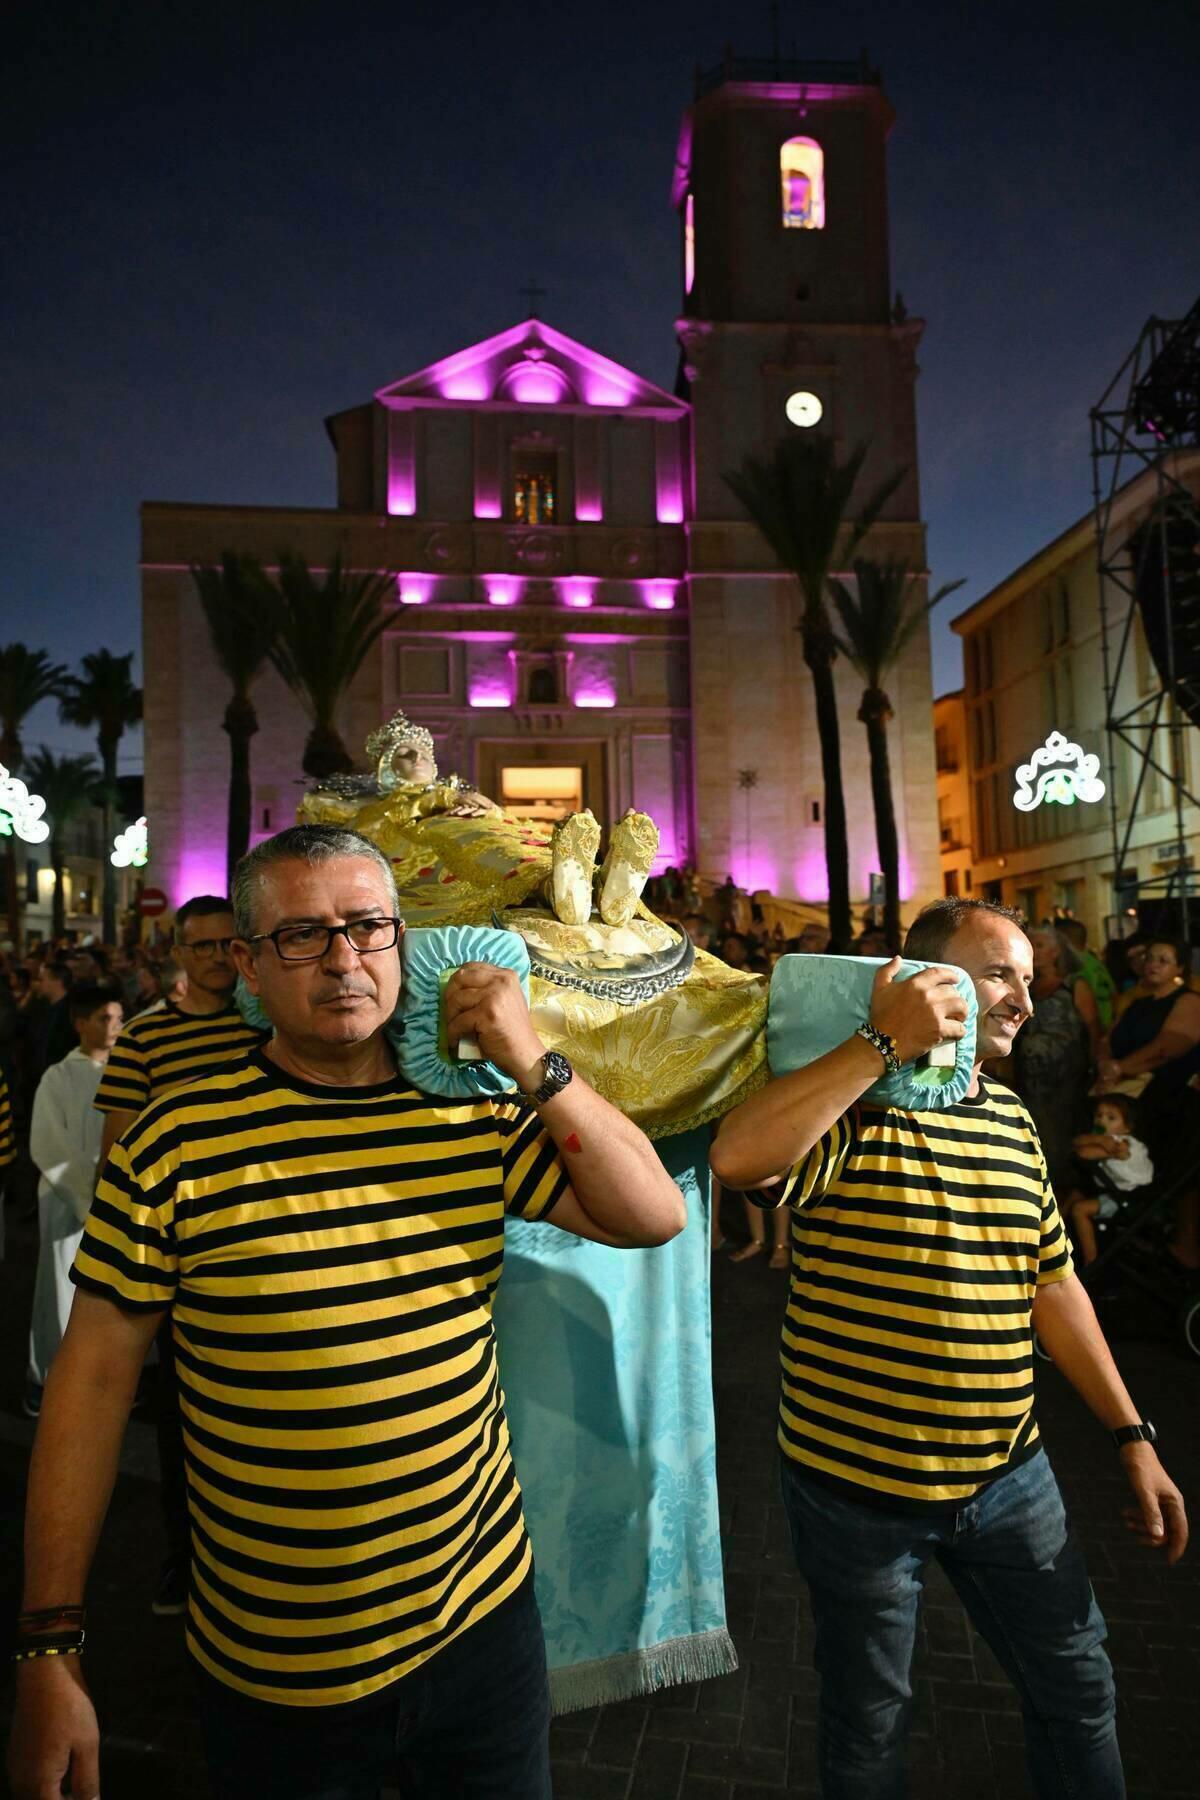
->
[247,917,405,963]
[178,936,236,960]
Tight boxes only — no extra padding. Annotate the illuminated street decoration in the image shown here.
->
[112,816,149,867]
[0,762,50,843]
[1013,732,1106,811]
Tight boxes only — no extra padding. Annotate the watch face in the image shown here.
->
[785,390,823,428]
[542,1050,572,1089]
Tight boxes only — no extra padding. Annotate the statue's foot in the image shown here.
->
[550,810,601,925]
[598,809,658,927]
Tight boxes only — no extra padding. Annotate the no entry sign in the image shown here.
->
[137,887,169,918]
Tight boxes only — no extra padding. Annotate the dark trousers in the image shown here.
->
[780,1448,1123,1799]
[155,1316,190,1563]
[193,1572,552,1800]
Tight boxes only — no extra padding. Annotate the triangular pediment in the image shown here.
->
[375,319,685,412]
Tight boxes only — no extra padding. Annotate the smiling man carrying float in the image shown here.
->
[711,896,1187,1800]
[9,825,685,1800]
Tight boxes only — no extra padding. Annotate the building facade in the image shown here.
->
[933,690,974,898]
[951,454,1200,940]
[142,58,941,915]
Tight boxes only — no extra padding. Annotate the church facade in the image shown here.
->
[142,57,940,913]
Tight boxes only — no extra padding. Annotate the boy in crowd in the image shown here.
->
[25,985,125,1416]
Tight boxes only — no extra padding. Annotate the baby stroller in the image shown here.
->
[1036,1150,1200,1360]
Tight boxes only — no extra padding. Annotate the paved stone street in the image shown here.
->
[2,1191,1198,1798]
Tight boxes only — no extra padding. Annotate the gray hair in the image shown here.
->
[232,826,400,938]
[1029,926,1079,977]
[157,956,187,994]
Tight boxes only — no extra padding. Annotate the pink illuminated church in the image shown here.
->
[142,55,939,911]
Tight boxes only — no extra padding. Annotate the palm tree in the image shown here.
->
[829,558,964,950]
[0,644,69,945]
[23,749,100,939]
[191,553,280,885]
[59,650,143,944]
[267,550,394,779]
[724,438,904,948]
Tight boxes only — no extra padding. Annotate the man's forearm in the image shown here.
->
[21,1302,158,1609]
[532,1071,685,1245]
[1030,1275,1140,1431]
[710,1035,882,1190]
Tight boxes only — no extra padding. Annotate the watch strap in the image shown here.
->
[1112,1421,1157,1449]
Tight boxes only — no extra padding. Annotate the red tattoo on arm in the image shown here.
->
[563,1133,582,1155]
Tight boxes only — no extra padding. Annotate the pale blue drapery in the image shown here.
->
[495,1129,736,1712]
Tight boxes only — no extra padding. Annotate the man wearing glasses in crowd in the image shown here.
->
[10,825,685,1800]
[93,893,268,1616]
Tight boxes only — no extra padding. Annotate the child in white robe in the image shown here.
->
[24,983,124,1415]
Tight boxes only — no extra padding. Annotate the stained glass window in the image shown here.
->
[781,137,825,230]
[513,453,557,525]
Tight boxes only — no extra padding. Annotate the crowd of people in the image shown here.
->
[997,921,1200,1273]
[646,864,891,975]
[0,934,185,1163]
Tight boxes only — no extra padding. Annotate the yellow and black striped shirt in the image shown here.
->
[94,1000,265,1115]
[0,1073,14,1166]
[756,1077,1073,1509]
[72,1051,569,1706]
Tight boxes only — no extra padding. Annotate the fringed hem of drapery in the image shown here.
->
[548,1628,739,1714]
[642,1060,771,1142]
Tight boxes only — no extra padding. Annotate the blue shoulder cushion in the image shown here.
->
[398,924,531,1099]
[233,924,531,1101]
[767,953,978,1110]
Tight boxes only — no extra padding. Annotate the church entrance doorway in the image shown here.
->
[475,739,608,827]
[500,765,582,823]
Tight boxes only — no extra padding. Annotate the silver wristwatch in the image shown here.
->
[525,1050,573,1105]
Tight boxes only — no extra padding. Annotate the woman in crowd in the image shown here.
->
[1097,936,1200,1269]
[1009,928,1093,1199]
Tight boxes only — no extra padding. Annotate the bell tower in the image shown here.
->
[675,52,938,912]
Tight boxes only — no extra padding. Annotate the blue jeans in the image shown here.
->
[193,1572,552,1800]
[779,1449,1123,1800]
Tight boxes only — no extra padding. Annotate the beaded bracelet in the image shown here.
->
[12,1632,86,1663]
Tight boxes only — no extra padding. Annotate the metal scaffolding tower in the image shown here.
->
[1091,296,1200,941]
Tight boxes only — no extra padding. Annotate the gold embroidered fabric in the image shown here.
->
[296,786,768,1137]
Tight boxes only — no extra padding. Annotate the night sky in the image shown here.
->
[6,0,1199,778]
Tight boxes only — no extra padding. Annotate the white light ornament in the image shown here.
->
[0,762,50,843]
[111,817,148,868]
[1013,732,1106,812]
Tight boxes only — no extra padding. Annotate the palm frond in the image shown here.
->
[23,748,100,825]
[58,649,143,755]
[723,438,906,617]
[829,559,966,686]
[0,644,70,769]
[190,554,279,695]
[268,550,394,728]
